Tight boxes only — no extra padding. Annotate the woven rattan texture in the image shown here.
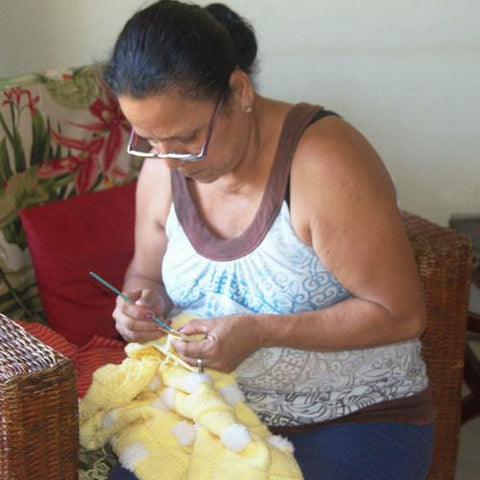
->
[403,212,472,480]
[0,314,78,480]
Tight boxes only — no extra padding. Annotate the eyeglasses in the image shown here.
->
[127,95,223,162]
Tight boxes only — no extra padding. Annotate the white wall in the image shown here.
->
[1,0,478,225]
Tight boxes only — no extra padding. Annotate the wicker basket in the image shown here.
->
[0,313,78,480]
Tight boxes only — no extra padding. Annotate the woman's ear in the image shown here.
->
[228,69,255,112]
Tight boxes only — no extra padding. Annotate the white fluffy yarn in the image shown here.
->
[151,395,169,412]
[267,435,295,453]
[147,375,163,392]
[160,387,175,410]
[118,443,150,472]
[170,421,198,446]
[219,384,246,405]
[102,410,116,430]
[182,372,212,393]
[220,424,251,452]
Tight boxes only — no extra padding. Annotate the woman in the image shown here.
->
[108,1,434,478]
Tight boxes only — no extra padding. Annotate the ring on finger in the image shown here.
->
[196,358,204,373]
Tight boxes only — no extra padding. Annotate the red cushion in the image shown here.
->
[74,335,127,397]
[20,182,136,346]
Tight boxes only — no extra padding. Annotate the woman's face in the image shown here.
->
[119,88,253,183]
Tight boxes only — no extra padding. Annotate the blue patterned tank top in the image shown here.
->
[162,103,431,427]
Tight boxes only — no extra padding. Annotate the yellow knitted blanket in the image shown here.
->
[79,313,303,480]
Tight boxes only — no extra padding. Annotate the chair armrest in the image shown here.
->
[402,210,472,480]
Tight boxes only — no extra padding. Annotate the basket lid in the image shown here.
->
[0,313,67,383]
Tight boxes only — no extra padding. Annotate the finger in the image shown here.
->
[134,289,162,310]
[135,290,170,324]
[171,334,215,358]
[181,355,211,370]
[118,314,165,333]
[119,327,165,343]
[121,301,163,328]
[178,319,212,335]
[121,290,141,303]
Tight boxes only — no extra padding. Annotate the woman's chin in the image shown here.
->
[182,169,217,183]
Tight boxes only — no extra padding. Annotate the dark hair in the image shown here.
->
[103,0,257,100]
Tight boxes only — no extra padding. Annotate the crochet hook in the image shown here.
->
[89,271,184,338]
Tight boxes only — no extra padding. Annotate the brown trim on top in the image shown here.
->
[171,103,324,261]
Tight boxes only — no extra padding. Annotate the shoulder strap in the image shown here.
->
[284,108,340,206]
[267,103,326,210]
[171,103,325,261]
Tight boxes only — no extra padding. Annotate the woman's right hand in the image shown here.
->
[112,289,170,343]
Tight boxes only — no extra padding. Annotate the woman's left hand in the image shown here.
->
[170,314,265,372]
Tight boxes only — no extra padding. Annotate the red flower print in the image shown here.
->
[71,87,129,174]
[2,88,39,115]
[38,132,105,194]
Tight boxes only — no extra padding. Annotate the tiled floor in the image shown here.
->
[455,335,480,480]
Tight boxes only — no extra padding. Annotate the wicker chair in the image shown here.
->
[403,211,472,480]
[0,211,471,480]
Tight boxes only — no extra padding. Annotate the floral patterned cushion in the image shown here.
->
[0,65,139,478]
[0,65,139,324]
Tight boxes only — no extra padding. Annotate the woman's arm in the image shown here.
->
[112,159,174,342]
[262,116,426,350]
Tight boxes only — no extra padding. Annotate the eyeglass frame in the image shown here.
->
[126,94,224,162]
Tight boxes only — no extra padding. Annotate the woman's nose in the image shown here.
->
[163,157,181,169]
[149,140,170,156]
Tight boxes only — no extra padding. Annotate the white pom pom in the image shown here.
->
[147,375,163,392]
[267,435,295,453]
[160,387,175,410]
[110,434,118,448]
[151,395,169,412]
[118,443,150,472]
[219,384,246,405]
[170,421,197,446]
[182,372,212,393]
[221,424,251,452]
[102,410,116,430]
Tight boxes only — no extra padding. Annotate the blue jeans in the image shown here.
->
[287,421,434,480]
[109,421,434,480]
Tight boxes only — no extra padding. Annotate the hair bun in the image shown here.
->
[205,3,257,73]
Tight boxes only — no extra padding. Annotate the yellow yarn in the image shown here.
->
[79,312,303,480]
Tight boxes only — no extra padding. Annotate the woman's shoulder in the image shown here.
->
[288,111,398,249]
[292,113,395,199]
[137,158,173,226]
[260,98,375,178]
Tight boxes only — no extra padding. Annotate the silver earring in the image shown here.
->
[244,106,252,114]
